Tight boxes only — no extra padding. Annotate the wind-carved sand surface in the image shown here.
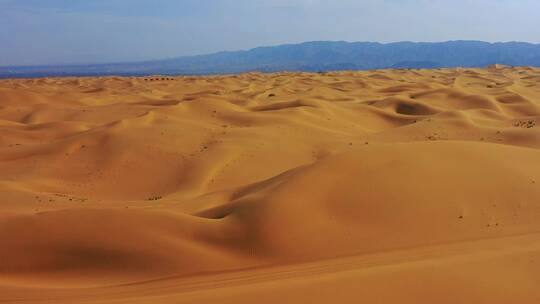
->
[1,66,540,303]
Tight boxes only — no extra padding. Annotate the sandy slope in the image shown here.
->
[1,66,540,303]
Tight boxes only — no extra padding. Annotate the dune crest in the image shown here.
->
[1,67,540,303]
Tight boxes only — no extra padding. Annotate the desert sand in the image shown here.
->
[1,66,540,303]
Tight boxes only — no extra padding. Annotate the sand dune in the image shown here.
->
[1,67,540,303]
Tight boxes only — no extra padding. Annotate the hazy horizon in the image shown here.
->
[2,0,540,66]
[3,39,540,68]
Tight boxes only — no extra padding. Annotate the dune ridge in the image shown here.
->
[1,66,540,303]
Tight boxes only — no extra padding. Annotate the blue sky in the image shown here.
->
[1,0,539,66]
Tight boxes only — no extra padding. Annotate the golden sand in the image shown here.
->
[1,66,540,303]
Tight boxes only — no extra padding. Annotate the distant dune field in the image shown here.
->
[1,66,540,303]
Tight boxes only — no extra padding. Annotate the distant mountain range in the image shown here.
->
[2,40,540,78]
